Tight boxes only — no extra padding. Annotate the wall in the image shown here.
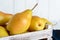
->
[0,0,13,14]
[0,0,49,17]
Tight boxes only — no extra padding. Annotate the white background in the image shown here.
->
[0,0,49,17]
[0,0,60,29]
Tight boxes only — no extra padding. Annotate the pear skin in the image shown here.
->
[41,18,53,25]
[0,11,5,15]
[0,11,5,25]
[28,16,46,31]
[7,9,32,34]
[0,11,13,25]
[4,14,13,22]
[0,26,8,38]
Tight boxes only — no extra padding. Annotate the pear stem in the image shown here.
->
[32,3,38,10]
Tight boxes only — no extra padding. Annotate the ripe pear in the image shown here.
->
[4,14,13,22]
[28,16,46,31]
[0,11,13,25]
[41,18,53,25]
[0,26,8,38]
[0,11,5,25]
[7,9,32,34]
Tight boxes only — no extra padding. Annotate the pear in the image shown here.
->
[41,18,52,25]
[0,11,13,25]
[28,16,46,31]
[4,14,13,23]
[0,26,8,38]
[7,9,32,34]
[41,18,53,29]
[0,11,5,25]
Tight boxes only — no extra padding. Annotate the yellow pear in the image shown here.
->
[4,14,13,22]
[7,9,32,34]
[0,11,13,25]
[41,18,52,25]
[0,26,8,38]
[28,16,46,31]
[0,11,5,25]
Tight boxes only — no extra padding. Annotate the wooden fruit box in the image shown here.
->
[0,25,53,40]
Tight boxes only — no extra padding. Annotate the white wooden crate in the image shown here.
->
[0,25,53,40]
